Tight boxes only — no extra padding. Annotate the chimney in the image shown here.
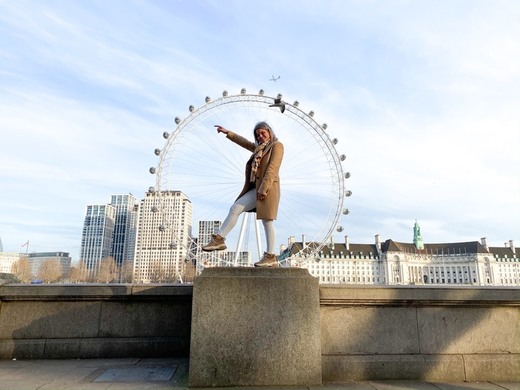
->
[330,235,335,250]
[345,235,350,251]
[509,240,515,252]
[288,236,295,245]
[302,234,306,248]
[481,237,488,251]
[375,234,381,246]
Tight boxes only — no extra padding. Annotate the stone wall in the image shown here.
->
[320,285,520,382]
[0,284,192,359]
[0,281,518,382]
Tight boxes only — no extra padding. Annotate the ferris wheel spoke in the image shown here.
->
[151,90,348,272]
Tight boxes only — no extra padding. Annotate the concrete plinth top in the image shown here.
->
[196,266,313,279]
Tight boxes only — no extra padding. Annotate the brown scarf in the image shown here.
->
[249,141,270,183]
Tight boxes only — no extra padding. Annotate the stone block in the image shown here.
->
[464,354,520,382]
[321,306,420,354]
[322,354,465,382]
[98,301,191,338]
[0,339,46,359]
[189,267,321,387]
[0,301,102,339]
[417,306,520,354]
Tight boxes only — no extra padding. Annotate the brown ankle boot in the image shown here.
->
[254,252,279,267]
[202,234,227,252]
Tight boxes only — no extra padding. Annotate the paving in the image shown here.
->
[0,358,518,390]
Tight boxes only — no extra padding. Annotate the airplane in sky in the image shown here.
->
[269,75,280,82]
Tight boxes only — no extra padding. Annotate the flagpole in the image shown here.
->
[21,240,29,254]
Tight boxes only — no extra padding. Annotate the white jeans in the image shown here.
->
[217,189,277,254]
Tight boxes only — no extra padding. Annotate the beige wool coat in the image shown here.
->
[226,131,284,220]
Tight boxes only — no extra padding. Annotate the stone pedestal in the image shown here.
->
[188,267,321,387]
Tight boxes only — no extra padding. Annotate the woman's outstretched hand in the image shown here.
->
[214,125,229,134]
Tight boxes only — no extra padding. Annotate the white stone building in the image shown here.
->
[282,222,519,287]
[133,190,192,283]
[0,252,21,274]
[27,252,72,279]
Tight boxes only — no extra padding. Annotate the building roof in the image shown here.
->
[287,242,379,258]
[381,239,488,255]
[488,246,520,258]
[285,238,518,260]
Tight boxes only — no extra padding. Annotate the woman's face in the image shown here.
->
[255,128,271,144]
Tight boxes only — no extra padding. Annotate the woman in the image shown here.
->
[202,121,284,268]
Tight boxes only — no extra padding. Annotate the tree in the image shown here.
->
[38,259,62,283]
[11,256,32,283]
[120,261,134,283]
[67,261,92,283]
[160,265,178,283]
[146,261,179,283]
[148,260,163,283]
[183,260,196,283]
[96,257,117,283]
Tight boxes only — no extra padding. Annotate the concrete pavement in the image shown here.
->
[0,358,518,390]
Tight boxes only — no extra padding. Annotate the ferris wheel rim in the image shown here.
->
[152,89,348,265]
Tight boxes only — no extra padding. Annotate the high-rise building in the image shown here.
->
[196,220,252,269]
[110,194,138,266]
[133,190,192,283]
[79,204,115,277]
[197,220,220,269]
[198,220,221,248]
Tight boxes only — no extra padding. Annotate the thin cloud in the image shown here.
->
[0,0,518,257]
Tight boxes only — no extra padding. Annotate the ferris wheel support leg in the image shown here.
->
[254,217,263,259]
[234,213,248,266]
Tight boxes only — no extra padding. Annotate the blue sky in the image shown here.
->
[1,0,519,260]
